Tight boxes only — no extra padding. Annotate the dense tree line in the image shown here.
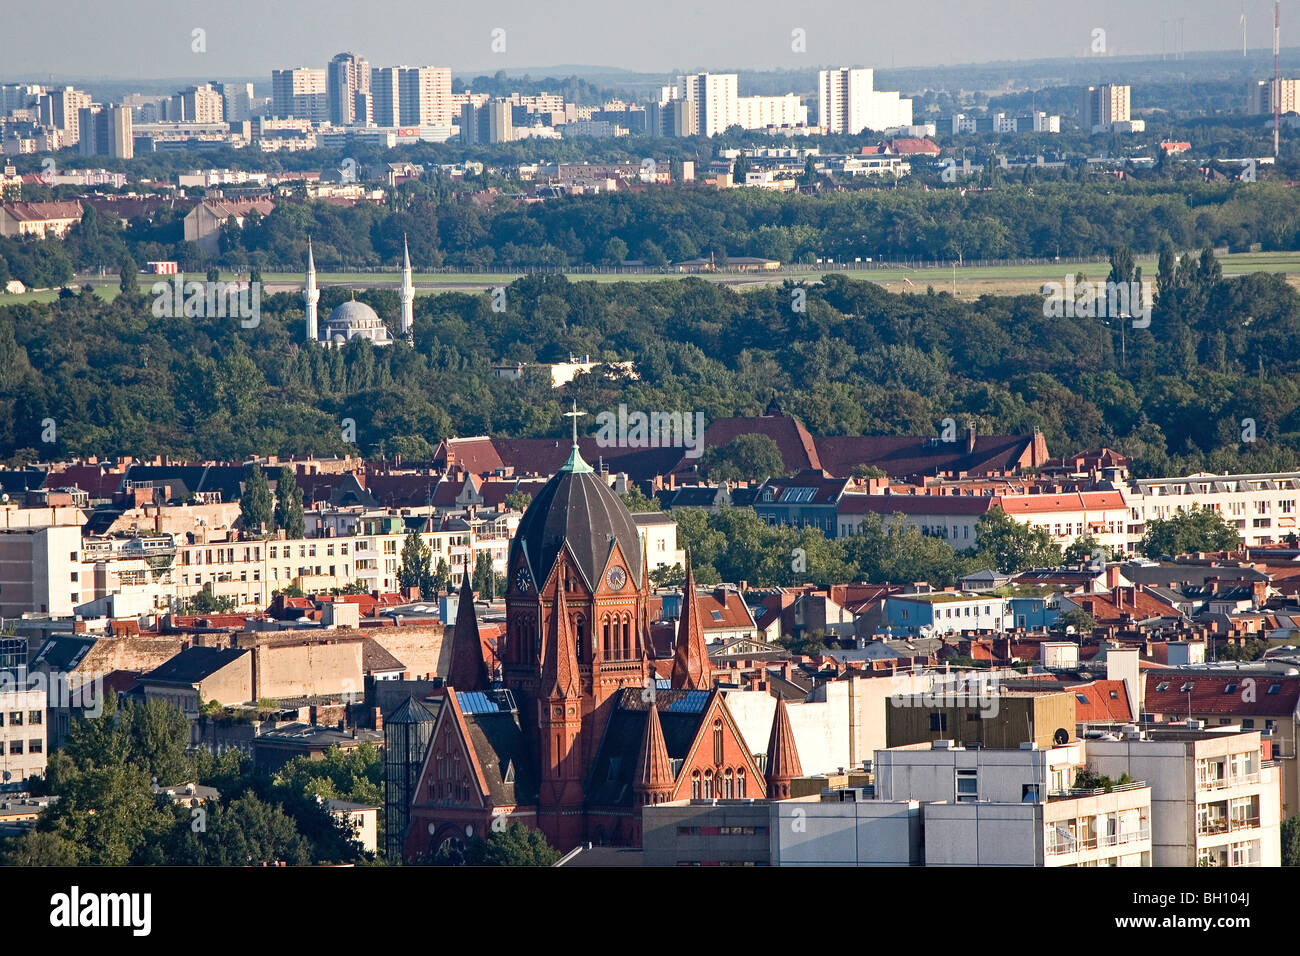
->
[2,248,1300,478]
[11,176,1300,286]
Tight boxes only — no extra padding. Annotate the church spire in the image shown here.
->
[764,697,802,800]
[540,555,581,699]
[671,550,712,690]
[633,700,674,804]
[559,399,593,474]
[303,237,319,342]
[447,572,488,691]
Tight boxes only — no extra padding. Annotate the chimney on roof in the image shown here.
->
[966,424,976,454]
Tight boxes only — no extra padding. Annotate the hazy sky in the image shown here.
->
[2,0,1294,79]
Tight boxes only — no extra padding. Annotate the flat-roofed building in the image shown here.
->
[1088,725,1282,867]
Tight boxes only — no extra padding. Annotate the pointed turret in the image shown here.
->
[633,700,674,805]
[447,573,488,691]
[671,551,713,690]
[764,697,803,800]
[399,235,414,342]
[303,237,320,342]
[540,556,581,699]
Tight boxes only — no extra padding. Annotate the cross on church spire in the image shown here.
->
[560,399,593,474]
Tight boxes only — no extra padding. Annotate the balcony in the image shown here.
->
[1049,827,1150,855]
[1198,772,1260,792]
[1197,817,1260,836]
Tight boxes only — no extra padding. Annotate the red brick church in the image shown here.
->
[404,435,802,857]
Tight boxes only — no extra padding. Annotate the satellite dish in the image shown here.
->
[1053,728,1070,746]
[1065,625,1076,635]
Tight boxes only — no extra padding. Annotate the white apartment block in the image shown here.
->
[39,87,92,145]
[817,67,912,135]
[178,84,225,124]
[1088,728,1281,867]
[737,94,807,130]
[0,685,46,786]
[1125,472,1300,547]
[677,73,739,137]
[1249,78,1300,116]
[869,742,1151,866]
[0,522,84,618]
[397,66,453,128]
[271,68,327,121]
[1082,84,1131,132]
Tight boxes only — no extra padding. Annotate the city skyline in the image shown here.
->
[2,0,1298,80]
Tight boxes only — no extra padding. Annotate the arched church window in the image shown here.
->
[703,769,713,799]
[713,719,723,766]
[737,769,746,798]
[622,614,631,660]
[724,768,734,799]
[691,771,700,799]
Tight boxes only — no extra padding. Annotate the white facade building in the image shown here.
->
[817,68,912,135]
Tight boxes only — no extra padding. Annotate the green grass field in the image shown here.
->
[6,250,1300,307]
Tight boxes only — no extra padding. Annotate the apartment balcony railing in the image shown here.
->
[1197,817,1261,836]
[1198,772,1260,792]
[1048,827,1150,855]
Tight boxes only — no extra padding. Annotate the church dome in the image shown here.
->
[511,444,642,592]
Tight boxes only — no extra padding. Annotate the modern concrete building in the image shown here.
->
[1088,726,1281,867]
[270,68,327,121]
[676,73,738,137]
[328,52,371,126]
[817,68,913,134]
[1082,84,1131,133]
[77,105,133,159]
[39,86,92,145]
[1249,78,1300,116]
[0,683,47,787]
[0,521,84,617]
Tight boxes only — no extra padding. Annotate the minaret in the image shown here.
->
[671,550,713,690]
[764,697,803,800]
[303,238,319,342]
[399,236,414,344]
[447,573,488,691]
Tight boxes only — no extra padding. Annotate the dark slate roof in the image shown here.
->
[361,638,406,674]
[31,635,97,671]
[511,460,642,590]
[123,464,247,502]
[1121,563,1270,586]
[385,695,438,725]
[141,646,248,685]
[586,687,711,808]
[463,710,538,807]
[82,507,124,535]
[0,469,47,495]
[815,433,1038,479]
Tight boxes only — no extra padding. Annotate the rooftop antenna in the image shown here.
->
[1242,3,1248,57]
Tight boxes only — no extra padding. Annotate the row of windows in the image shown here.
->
[0,712,41,727]
[689,767,747,799]
[676,825,767,836]
[6,739,42,754]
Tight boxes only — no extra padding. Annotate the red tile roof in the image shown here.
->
[1144,672,1300,717]
[1073,679,1133,722]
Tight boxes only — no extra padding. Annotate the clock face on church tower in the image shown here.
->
[515,567,532,593]
[606,565,628,591]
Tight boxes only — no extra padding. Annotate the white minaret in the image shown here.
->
[304,238,320,342]
[400,235,414,343]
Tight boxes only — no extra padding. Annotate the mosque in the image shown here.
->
[302,238,414,347]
